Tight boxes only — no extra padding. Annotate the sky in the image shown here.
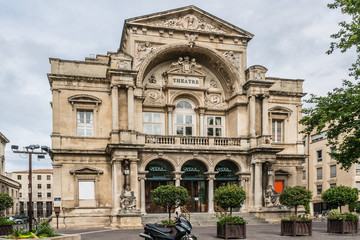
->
[0,0,356,172]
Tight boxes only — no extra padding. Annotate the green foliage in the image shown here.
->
[0,193,14,212]
[348,201,358,212]
[161,219,176,226]
[218,215,245,226]
[34,221,57,237]
[152,185,189,221]
[214,184,246,216]
[327,0,360,79]
[329,209,341,219]
[279,186,312,215]
[5,221,60,239]
[0,216,14,226]
[321,185,358,211]
[304,202,311,214]
[282,215,310,221]
[338,213,358,222]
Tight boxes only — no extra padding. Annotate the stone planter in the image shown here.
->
[0,224,13,236]
[0,234,81,240]
[280,220,312,237]
[327,219,358,234]
[217,222,246,239]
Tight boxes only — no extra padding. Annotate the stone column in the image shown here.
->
[254,162,263,209]
[198,108,205,137]
[173,172,183,187]
[111,85,119,143]
[206,172,216,214]
[249,95,256,136]
[167,106,174,135]
[262,95,269,135]
[243,176,250,211]
[138,172,148,214]
[296,166,304,186]
[127,86,134,131]
[111,160,121,215]
[130,160,139,208]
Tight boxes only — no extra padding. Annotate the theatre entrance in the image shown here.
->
[145,159,174,213]
[214,160,239,188]
[181,160,208,212]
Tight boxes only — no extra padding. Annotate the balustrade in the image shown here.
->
[144,135,243,147]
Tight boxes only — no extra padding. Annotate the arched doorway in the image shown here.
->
[145,159,174,213]
[214,160,239,188]
[181,160,208,212]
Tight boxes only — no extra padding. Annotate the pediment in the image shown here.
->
[68,94,102,105]
[69,167,103,175]
[269,106,293,117]
[125,5,253,38]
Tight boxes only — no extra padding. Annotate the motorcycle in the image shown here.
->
[140,213,197,240]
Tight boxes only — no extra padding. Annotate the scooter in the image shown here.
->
[140,213,197,240]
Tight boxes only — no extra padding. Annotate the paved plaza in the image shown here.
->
[55,221,359,240]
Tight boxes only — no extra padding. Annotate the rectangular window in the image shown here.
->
[317,168,322,180]
[175,115,193,136]
[17,175,21,180]
[143,112,164,135]
[317,185,322,195]
[356,182,360,192]
[330,147,336,160]
[330,165,336,178]
[205,116,225,137]
[356,163,360,175]
[47,175,51,180]
[77,110,94,137]
[272,120,283,143]
[37,175,41,180]
[38,184,42,189]
[47,192,51,198]
[78,181,95,200]
[317,150,322,162]
[47,184,51,189]
[302,171,306,180]
[330,183,336,188]
[38,192,42,198]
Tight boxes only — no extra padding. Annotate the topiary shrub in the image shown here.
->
[321,185,358,213]
[214,184,246,216]
[152,185,189,222]
[279,186,312,216]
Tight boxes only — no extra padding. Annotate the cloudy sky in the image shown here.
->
[0,0,356,172]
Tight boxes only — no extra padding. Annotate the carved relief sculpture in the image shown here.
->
[223,51,241,71]
[265,185,281,207]
[143,89,165,105]
[136,42,159,69]
[120,186,137,212]
[169,56,202,74]
[205,92,226,108]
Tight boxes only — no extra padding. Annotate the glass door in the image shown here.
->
[181,180,207,212]
[145,180,174,213]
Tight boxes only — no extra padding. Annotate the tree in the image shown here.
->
[300,0,360,170]
[0,193,14,213]
[321,185,358,213]
[152,185,189,221]
[213,184,246,216]
[279,186,312,216]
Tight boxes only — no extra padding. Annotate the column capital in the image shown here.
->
[126,85,134,90]
[110,84,119,89]
[205,171,218,180]
[166,104,175,112]
[138,171,148,181]
[195,107,206,115]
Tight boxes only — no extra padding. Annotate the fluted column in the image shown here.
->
[254,162,263,209]
[249,95,256,136]
[127,86,134,131]
[262,95,269,135]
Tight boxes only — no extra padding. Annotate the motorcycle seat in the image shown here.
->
[146,224,172,233]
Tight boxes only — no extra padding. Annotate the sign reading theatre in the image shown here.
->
[173,75,200,87]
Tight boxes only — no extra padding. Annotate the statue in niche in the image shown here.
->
[120,186,137,211]
[265,185,281,207]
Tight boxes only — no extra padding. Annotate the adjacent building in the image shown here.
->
[48,6,306,228]
[0,132,21,216]
[7,169,53,219]
[302,131,360,214]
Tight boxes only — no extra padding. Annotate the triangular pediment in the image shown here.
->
[69,167,103,175]
[125,5,253,38]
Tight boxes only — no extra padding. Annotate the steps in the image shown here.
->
[141,212,267,226]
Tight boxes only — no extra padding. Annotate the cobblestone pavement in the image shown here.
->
[56,222,360,240]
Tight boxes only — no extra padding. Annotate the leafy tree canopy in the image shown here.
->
[214,184,246,216]
[0,193,14,212]
[321,185,358,212]
[279,186,312,215]
[300,0,360,170]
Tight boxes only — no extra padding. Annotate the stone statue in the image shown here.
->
[265,185,281,207]
[120,186,137,211]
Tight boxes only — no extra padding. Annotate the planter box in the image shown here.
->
[280,220,312,237]
[0,234,81,240]
[0,224,13,236]
[327,219,359,234]
[217,222,246,239]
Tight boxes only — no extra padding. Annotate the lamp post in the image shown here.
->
[11,144,51,231]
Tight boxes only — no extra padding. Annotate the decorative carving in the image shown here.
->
[169,56,202,74]
[148,74,157,84]
[188,34,197,48]
[223,51,241,71]
[205,93,226,108]
[136,42,160,69]
[265,185,281,208]
[144,89,165,105]
[120,186,137,212]
[117,60,127,69]
[210,79,218,88]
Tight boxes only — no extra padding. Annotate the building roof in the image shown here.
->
[12,169,53,174]
[0,132,9,143]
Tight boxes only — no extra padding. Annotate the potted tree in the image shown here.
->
[279,186,312,237]
[152,185,189,229]
[214,184,246,239]
[321,185,359,234]
[0,193,14,236]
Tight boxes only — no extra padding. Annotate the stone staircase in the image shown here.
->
[141,212,267,226]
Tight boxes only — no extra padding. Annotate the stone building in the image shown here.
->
[302,132,360,214]
[48,6,306,228]
[0,132,21,216]
[7,169,54,219]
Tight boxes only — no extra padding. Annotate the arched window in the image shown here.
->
[174,100,196,136]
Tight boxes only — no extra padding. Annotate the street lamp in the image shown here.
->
[11,144,51,231]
